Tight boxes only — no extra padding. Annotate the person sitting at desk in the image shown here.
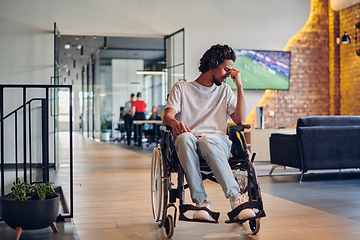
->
[144,105,162,144]
[131,92,147,147]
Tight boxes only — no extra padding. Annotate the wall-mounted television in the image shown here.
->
[225,49,291,90]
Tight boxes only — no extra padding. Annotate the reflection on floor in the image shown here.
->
[1,132,360,239]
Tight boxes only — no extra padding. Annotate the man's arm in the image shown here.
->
[230,69,246,124]
[163,108,191,136]
[131,106,136,118]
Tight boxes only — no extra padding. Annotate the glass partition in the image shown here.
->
[165,28,185,93]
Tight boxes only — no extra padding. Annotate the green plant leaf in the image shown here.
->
[10,179,54,201]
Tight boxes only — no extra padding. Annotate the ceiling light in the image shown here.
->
[64,43,71,49]
[136,70,166,75]
[77,45,82,49]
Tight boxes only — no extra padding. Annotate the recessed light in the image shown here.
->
[64,43,71,49]
[77,45,82,49]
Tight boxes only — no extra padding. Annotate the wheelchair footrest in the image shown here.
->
[225,210,266,224]
[178,204,220,223]
[227,201,265,222]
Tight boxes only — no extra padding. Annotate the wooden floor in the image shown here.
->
[3,132,359,239]
[55,132,360,240]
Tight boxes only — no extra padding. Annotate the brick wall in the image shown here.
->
[246,0,331,128]
[339,5,360,115]
[329,3,340,115]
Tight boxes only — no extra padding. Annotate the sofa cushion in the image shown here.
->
[297,116,360,128]
[297,126,360,170]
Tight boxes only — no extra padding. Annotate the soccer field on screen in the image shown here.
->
[225,55,289,90]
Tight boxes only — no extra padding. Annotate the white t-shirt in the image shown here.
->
[123,100,132,115]
[165,81,237,138]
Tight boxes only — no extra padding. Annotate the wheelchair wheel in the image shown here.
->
[151,146,168,225]
[249,218,260,234]
[164,215,174,238]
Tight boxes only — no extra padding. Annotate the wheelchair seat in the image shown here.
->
[151,124,266,238]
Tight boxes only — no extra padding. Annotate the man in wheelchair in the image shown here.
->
[163,44,256,222]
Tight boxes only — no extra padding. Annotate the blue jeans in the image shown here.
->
[175,132,240,204]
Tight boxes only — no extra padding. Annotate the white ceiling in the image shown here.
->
[58,35,165,83]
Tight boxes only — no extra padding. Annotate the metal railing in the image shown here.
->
[0,84,73,220]
[1,97,48,184]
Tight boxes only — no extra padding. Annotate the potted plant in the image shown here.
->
[0,179,60,240]
[101,114,110,141]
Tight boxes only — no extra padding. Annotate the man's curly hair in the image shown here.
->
[198,44,236,73]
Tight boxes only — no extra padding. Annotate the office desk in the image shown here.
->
[118,120,163,148]
[133,120,163,125]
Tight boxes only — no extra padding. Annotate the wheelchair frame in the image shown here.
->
[151,124,266,238]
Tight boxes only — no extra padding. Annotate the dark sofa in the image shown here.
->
[269,116,360,181]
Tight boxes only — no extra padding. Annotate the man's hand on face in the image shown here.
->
[172,122,191,135]
[230,68,242,88]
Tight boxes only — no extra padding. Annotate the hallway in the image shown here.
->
[2,132,360,239]
[63,132,360,239]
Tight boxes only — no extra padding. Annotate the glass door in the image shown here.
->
[164,28,185,95]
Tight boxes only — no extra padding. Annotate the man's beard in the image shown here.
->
[213,76,222,86]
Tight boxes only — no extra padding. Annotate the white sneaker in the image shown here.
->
[230,194,256,220]
[193,199,212,221]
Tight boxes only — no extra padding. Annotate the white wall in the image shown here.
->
[0,0,311,121]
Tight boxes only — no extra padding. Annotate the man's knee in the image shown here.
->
[198,134,230,159]
[175,132,195,149]
[197,134,218,150]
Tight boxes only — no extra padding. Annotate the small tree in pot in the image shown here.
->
[0,179,60,240]
[101,114,111,141]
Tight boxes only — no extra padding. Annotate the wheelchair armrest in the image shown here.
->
[228,124,251,160]
[229,124,251,132]
[160,125,172,132]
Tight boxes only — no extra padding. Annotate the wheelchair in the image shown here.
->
[151,124,266,238]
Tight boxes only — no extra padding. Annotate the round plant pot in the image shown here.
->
[0,193,60,230]
[102,131,110,141]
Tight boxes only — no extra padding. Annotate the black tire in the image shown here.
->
[151,145,169,226]
[164,215,174,238]
[249,218,260,234]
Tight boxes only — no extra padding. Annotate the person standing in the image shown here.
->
[123,93,135,145]
[131,92,147,147]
